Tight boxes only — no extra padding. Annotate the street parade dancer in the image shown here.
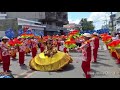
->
[40,41,45,53]
[29,39,72,71]
[0,36,12,72]
[76,33,92,78]
[90,32,100,63]
[109,34,118,60]
[111,32,120,64]
[62,39,69,53]
[31,37,38,58]
[103,32,120,64]
[18,37,26,66]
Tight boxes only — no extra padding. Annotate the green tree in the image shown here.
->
[79,18,95,30]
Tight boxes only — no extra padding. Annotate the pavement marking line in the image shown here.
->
[14,71,28,78]
[24,71,36,78]
[14,70,34,78]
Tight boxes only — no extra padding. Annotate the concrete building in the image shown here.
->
[109,14,116,32]
[63,23,81,31]
[115,12,120,32]
[0,12,68,35]
[0,12,7,19]
[109,12,120,33]
[0,18,45,36]
[6,12,68,25]
[6,12,45,21]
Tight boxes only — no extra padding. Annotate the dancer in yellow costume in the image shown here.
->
[29,39,73,71]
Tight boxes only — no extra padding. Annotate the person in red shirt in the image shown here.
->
[40,42,45,53]
[76,33,92,78]
[18,37,26,66]
[57,39,61,51]
[31,37,38,58]
[0,36,11,72]
[90,32,99,63]
[39,36,45,53]
[62,39,69,53]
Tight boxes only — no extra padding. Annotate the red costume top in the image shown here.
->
[19,41,26,52]
[31,39,38,48]
[57,41,61,46]
[0,42,10,56]
[40,43,44,48]
[91,36,99,49]
[77,41,91,61]
[24,39,31,48]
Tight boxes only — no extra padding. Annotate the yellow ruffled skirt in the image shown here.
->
[29,51,73,71]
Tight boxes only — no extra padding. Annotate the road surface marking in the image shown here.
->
[24,71,35,78]
[14,70,34,78]
[14,72,28,78]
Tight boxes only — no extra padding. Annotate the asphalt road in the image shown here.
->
[1,40,120,78]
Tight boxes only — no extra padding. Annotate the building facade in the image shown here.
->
[109,12,120,33]
[6,12,45,21]
[0,12,68,35]
[115,12,120,32]
[0,12,7,19]
[109,14,116,32]
[63,23,81,31]
[5,12,68,26]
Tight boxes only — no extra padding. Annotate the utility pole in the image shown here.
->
[111,12,114,35]
[104,20,107,28]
